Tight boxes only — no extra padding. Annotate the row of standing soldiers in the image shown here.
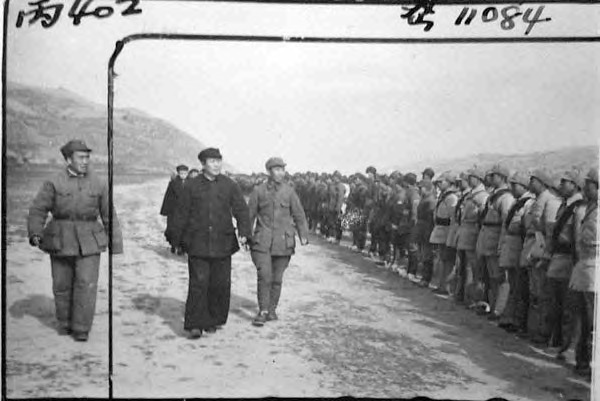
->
[287,164,598,379]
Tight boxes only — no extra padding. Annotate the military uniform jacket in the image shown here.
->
[397,186,420,235]
[173,173,251,258]
[547,192,586,279]
[327,182,346,213]
[498,193,534,268]
[27,167,124,257]
[429,190,458,245]
[520,189,561,264]
[446,189,469,248]
[476,185,515,257]
[248,180,309,256]
[456,184,488,251]
[570,201,598,292]
[413,193,436,244]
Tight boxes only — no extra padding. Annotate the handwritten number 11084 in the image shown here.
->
[455,5,551,35]
[16,0,142,29]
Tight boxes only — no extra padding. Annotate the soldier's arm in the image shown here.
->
[159,180,175,216]
[572,204,587,262]
[290,189,310,242]
[100,180,124,254]
[231,181,251,239]
[411,192,420,224]
[499,194,515,222]
[28,181,55,241]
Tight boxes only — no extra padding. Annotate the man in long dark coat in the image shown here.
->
[172,148,251,339]
[160,164,189,254]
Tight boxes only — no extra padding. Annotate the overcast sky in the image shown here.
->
[5,2,599,174]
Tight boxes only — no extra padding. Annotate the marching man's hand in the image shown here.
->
[300,237,309,246]
[29,235,41,248]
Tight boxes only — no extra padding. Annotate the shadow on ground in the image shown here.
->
[9,294,58,332]
[131,292,257,337]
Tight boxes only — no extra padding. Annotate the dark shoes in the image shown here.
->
[188,328,203,339]
[72,331,89,342]
[252,311,269,327]
[205,327,217,334]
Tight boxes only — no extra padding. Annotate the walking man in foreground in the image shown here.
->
[173,148,251,339]
[160,164,189,255]
[27,139,123,342]
[248,157,309,326]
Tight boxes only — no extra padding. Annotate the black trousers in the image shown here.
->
[184,256,232,331]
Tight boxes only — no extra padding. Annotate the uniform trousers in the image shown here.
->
[527,259,552,343]
[185,256,232,331]
[561,290,595,369]
[51,254,101,333]
[251,252,291,313]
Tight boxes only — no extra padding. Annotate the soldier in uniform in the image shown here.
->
[415,180,437,287]
[327,171,347,244]
[172,148,251,339]
[476,164,515,319]
[546,169,586,349]
[160,164,189,255]
[429,172,459,294]
[248,157,309,326]
[498,172,535,332]
[523,169,561,343]
[457,168,489,308]
[403,173,422,280]
[563,167,597,377]
[446,172,471,301]
[422,167,435,183]
[28,140,123,342]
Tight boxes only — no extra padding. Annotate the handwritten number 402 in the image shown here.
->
[16,0,142,29]
[455,6,551,35]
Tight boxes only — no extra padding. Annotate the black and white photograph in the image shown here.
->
[2,1,599,399]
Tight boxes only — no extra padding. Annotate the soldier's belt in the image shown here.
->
[53,215,98,222]
[482,221,502,227]
[435,217,451,226]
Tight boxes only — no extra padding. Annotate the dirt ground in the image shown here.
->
[4,178,593,400]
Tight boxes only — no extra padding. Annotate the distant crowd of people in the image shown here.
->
[159,159,598,377]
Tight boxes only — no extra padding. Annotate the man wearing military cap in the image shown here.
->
[521,168,561,343]
[476,163,515,319]
[160,164,189,255]
[546,168,586,352]
[497,171,535,332]
[28,139,124,342]
[412,179,436,286]
[429,172,459,294]
[446,172,471,302]
[172,147,251,339]
[563,166,598,377]
[456,167,489,308]
[422,167,435,183]
[403,173,422,279]
[248,157,309,326]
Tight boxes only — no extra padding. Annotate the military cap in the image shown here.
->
[404,173,417,186]
[467,167,486,181]
[366,166,377,175]
[198,147,223,162]
[438,171,457,183]
[559,169,584,188]
[585,167,599,185]
[530,168,554,188]
[509,171,529,188]
[422,167,435,178]
[60,139,92,159]
[265,157,286,170]
[333,170,342,178]
[176,164,189,172]
[490,163,510,178]
[457,172,469,182]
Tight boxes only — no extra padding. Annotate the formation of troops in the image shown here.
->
[27,139,597,382]
[269,163,597,379]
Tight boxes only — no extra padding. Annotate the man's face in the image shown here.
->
[511,182,526,197]
[560,179,577,198]
[189,170,198,179]
[367,172,375,180]
[67,151,90,174]
[491,173,504,188]
[269,166,286,183]
[529,178,543,195]
[437,180,450,192]
[202,158,222,176]
[468,176,480,188]
[178,170,189,180]
[584,180,598,202]
[459,179,469,191]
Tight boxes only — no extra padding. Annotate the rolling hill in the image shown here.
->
[5,81,236,174]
